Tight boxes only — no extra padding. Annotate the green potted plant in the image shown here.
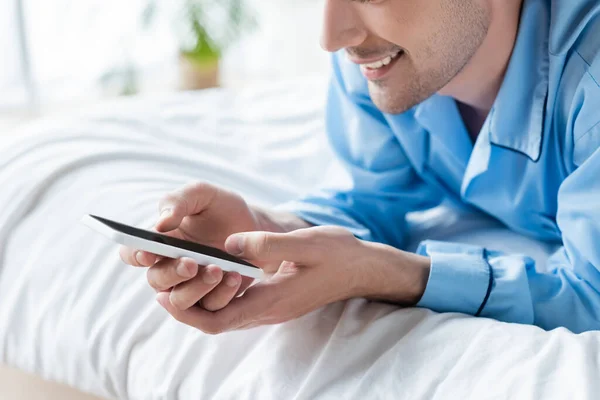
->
[144,0,255,90]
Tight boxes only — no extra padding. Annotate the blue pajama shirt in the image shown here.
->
[279,0,600,332]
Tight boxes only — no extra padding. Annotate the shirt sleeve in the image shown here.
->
[417,140,600,333]
[276,53,442,248]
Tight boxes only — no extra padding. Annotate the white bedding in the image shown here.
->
[0,80,598,400]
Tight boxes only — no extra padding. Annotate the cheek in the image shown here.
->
[362,1,445,54]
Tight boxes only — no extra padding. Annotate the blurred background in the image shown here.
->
[0,0,329,132]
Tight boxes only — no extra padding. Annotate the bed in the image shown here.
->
[0,79,598,400]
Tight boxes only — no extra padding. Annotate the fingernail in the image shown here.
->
[160,208,172,219]
[226,235,244,255]
[135,251,144,265]
[226,274,240,287]
[156,293,168,308]
[177,260,196,278]
[203,269,218,285]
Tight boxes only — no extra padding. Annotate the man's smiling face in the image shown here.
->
[321,0,491,114]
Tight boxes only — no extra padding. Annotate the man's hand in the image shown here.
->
[156,226,431,334]
[119,182,272,311]
[119,181,311,312]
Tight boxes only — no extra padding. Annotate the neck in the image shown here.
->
[439,0,524,112]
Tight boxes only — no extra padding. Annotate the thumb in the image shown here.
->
[154,182,219,232]
[154,206,184,232]
[224,231,317,264]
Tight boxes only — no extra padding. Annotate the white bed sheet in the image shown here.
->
[0,80,598,400]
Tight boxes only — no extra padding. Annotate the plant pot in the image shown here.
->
[178,53,220,90]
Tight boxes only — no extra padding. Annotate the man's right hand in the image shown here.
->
[119,182,276,312]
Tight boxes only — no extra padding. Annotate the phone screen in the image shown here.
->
[89,215,259,269]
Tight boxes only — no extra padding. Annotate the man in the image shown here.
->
[121,0,600,334]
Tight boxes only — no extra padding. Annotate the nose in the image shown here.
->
[320,0,368,53]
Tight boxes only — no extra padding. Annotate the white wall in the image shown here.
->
[221,0,331,86]
[24,0,179,101]
[0,0,330,112]
[0,0,27,109]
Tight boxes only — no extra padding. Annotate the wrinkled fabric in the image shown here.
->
[1,82,599,399]
[279,0,600,332]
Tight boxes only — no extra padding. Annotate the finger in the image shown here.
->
[212,281,283,327]
[168,265,223,310]
[200,272,242,311]
[224,230,318,264]
[156,276,289,335]
[137,251,160,266]
[155,182,219,232]
[157,291,237,335]
[119,245,141,266]
[157,280,284,333]
[147,257,199,292]
[235,276,255,297]
[157,292,263,334]
[119,246,159,267]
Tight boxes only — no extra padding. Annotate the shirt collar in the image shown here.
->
[488,0,550,162]
[414,0,550,162]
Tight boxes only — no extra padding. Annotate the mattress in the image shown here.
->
[0,79,598,400]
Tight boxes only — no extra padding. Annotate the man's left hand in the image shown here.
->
[156,226,431,334]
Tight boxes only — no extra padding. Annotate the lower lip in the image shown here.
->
[360,52,403,81]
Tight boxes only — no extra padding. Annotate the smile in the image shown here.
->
[359,50,403,70]
[353,50,404,81]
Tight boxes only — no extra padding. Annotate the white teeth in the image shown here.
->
[365,60,384,69]
[361,50,402,70]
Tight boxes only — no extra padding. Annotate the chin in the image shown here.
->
[368,79,436,115]
[368,85,415,115]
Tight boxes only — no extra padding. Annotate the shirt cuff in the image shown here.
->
[416,240,493,316]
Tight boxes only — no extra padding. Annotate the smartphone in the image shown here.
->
[81,214,263,279]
